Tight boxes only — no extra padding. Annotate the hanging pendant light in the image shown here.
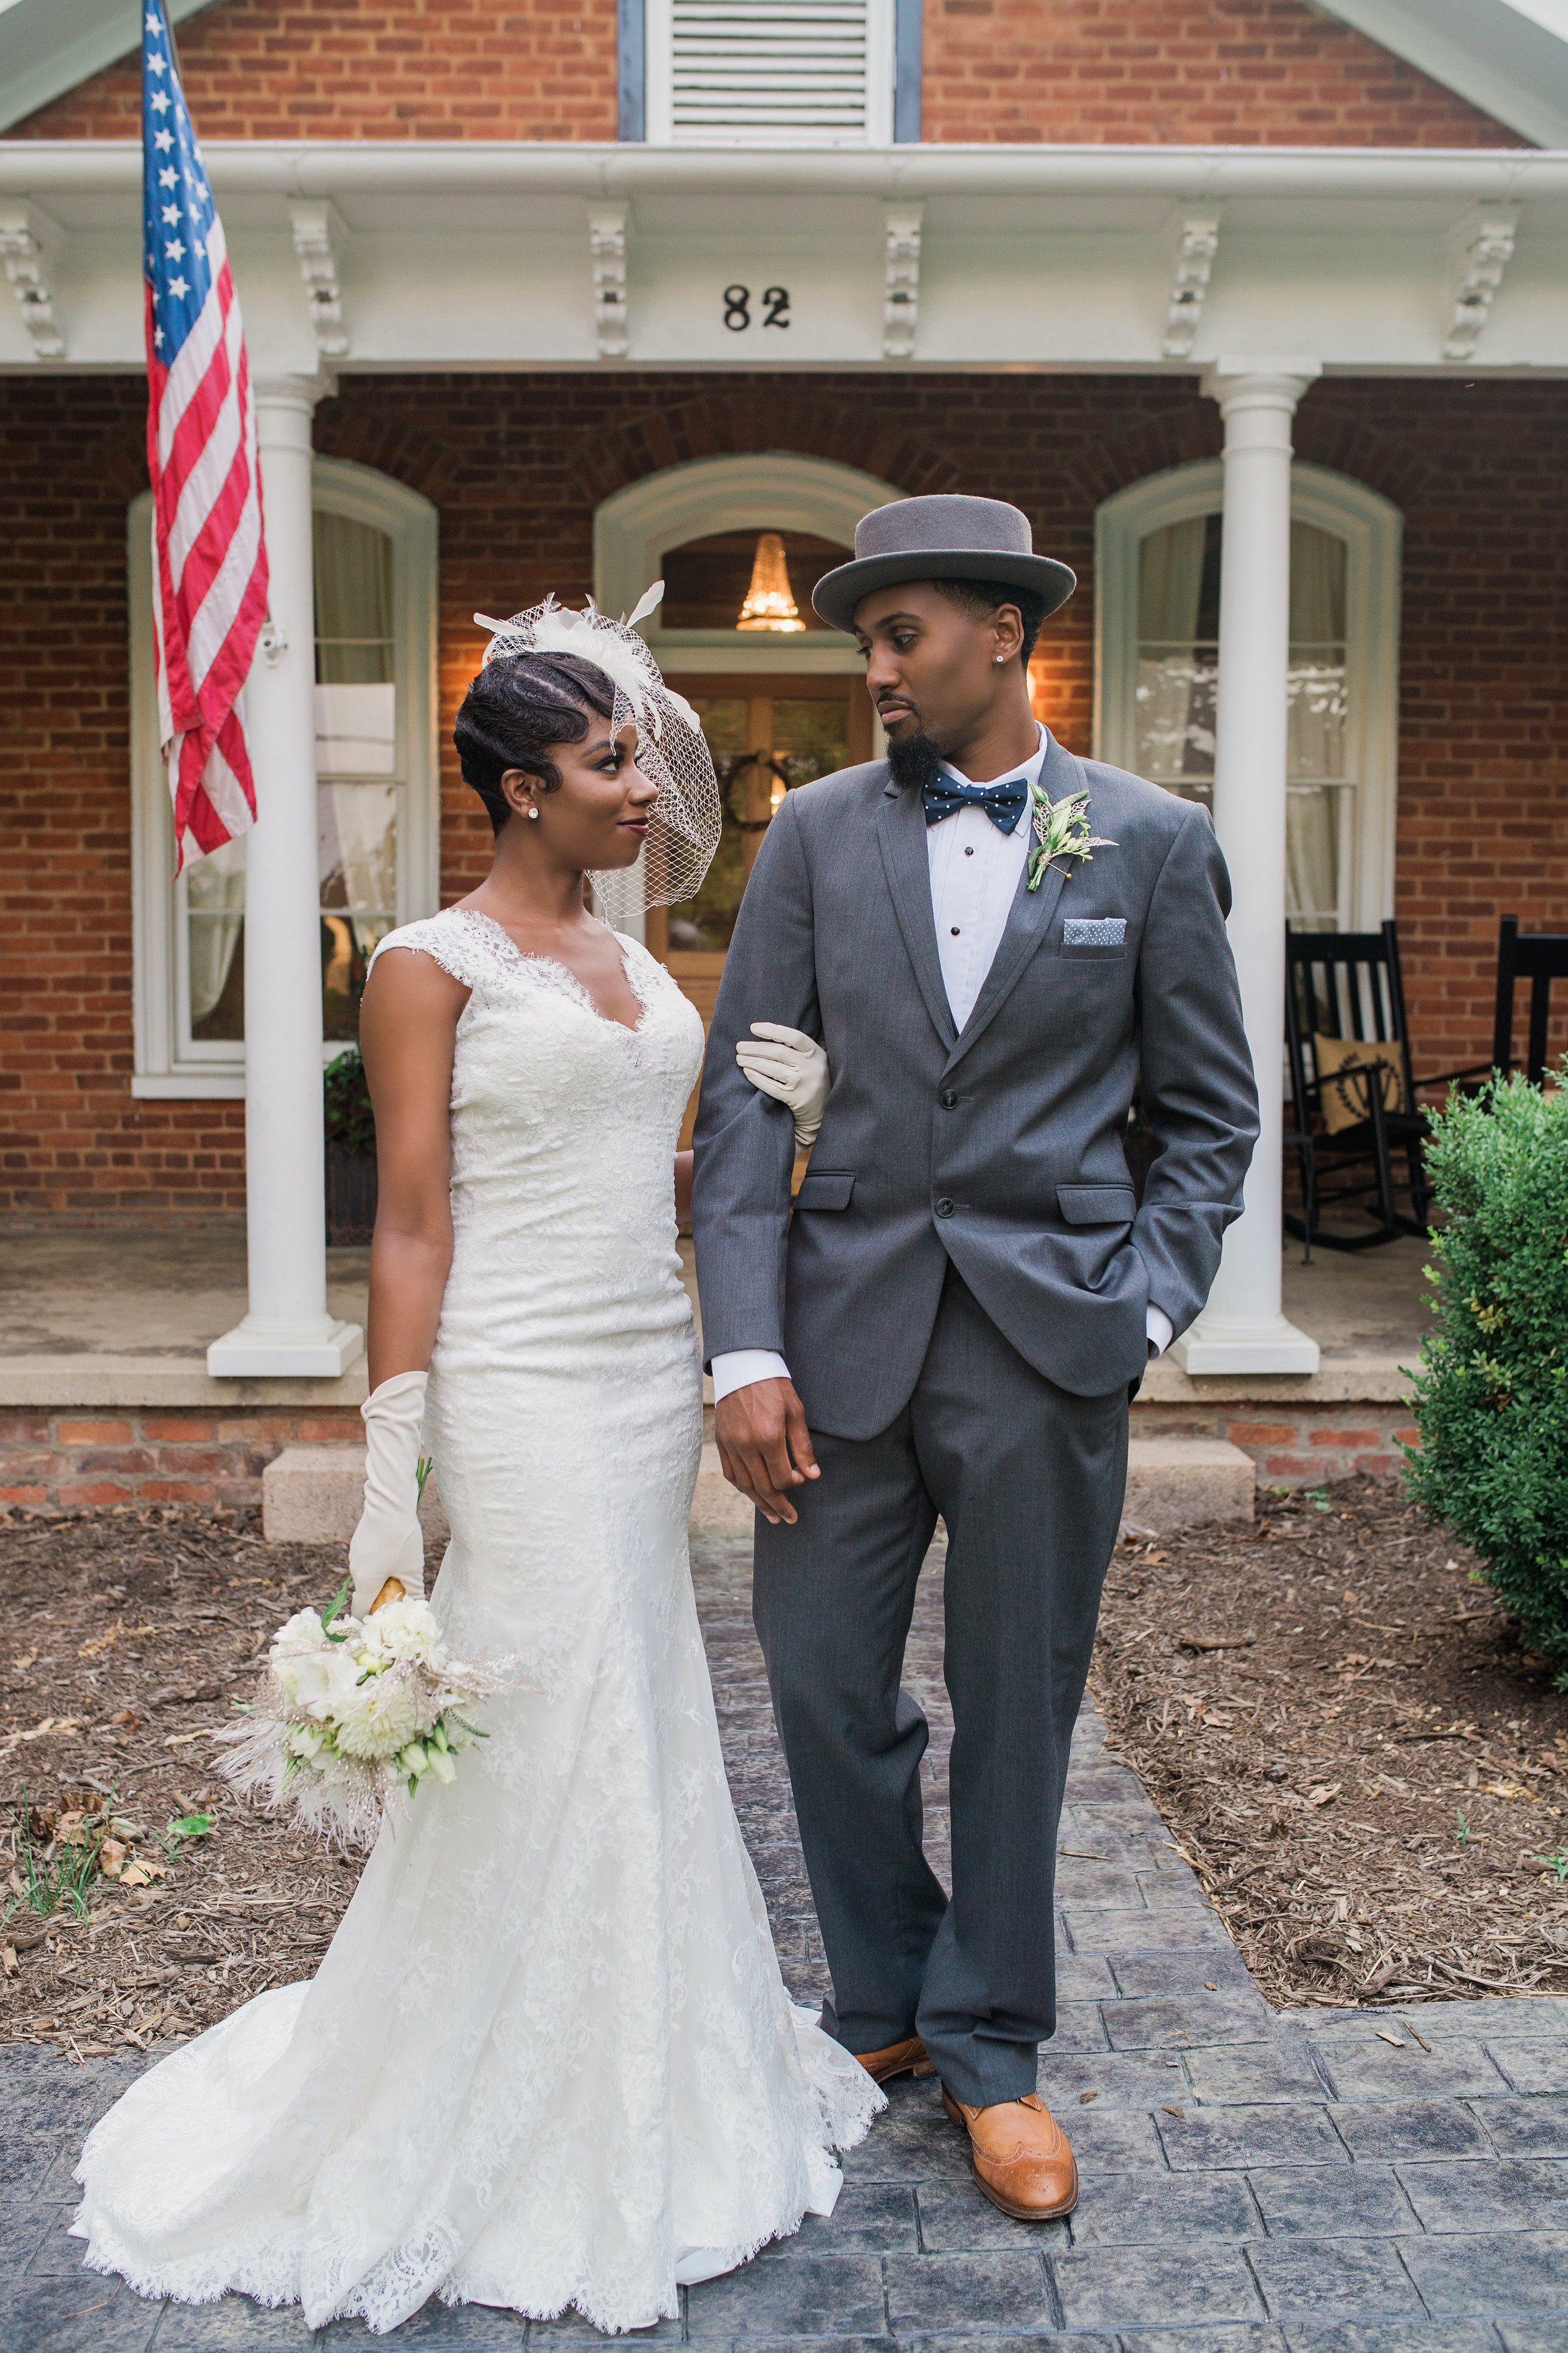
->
[737,532,805,633]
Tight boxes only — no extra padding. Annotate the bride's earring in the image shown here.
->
[527,804,540,820]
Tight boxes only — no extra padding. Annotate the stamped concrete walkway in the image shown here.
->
[5,1531,1568,2351]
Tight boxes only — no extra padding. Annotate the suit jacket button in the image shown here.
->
[934,1197,954,1218]
[940,1090,958,1109]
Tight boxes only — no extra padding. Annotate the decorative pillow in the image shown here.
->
[1313,1033,1407,1135]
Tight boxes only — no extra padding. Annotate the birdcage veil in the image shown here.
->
[471,584,721,931]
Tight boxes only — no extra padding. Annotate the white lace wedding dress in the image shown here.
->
[73,907,880,2337]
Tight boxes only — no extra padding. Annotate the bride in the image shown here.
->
[72,596,880,2336]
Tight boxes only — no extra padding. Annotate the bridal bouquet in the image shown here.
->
[216,1581,506,1850]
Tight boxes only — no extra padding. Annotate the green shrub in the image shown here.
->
[1403,1072,1568,1670]
[324,1048,376,1158]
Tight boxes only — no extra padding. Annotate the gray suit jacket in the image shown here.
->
[691,734,1259,1437]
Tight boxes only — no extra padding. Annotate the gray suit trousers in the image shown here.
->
[752,1263,1128,2110]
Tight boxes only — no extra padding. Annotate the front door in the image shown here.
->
[647,673,874,1146]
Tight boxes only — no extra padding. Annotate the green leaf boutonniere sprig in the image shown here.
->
[1026,780,1117,893]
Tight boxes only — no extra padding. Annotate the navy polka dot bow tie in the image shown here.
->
[921,776,1030,834]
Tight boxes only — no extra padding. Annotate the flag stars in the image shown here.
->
[165,239,186,263]
[146,50,167,76]
[167,276,190,299]
[145,9,162,25]
[153,323,165,348]
[159,167,177,188]
[149,89,171,112]
[154,128,173,151]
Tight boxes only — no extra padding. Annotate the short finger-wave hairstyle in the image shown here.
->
[452,651,616,835]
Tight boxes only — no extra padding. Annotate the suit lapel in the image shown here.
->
[943,733,1088,1074]
[874,775,958,1052]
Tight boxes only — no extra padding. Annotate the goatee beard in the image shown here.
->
[886,729,944,794]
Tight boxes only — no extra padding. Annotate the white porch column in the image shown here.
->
[1172,358,1321,1377]
[208,376,363,1379]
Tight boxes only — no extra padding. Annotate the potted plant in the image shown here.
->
[324,1048,377,1246]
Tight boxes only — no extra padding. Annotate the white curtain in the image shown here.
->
[186,834,246,1025]
[1136,517,1210,785]
[323,783,398,917]
[1286,522,1348,926]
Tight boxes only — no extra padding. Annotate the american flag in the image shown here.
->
[142,0,267,871]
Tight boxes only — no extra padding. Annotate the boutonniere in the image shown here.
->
[1026,779,1118,893]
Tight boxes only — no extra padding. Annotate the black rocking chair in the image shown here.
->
[1284,921,1489,1253]
[1492,914,1568,1085]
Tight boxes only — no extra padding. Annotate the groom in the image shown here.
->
[691,495,1257,2220]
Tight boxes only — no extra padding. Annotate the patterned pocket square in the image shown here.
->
[1063,917,1126,947]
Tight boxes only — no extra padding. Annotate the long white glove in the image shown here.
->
[349,1369,428,1619]
[735,1023,830,1149]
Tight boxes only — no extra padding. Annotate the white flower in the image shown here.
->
[331,1671,423,1760]
[360,1599,445,1668]
[283,1646,364,1721]
[272,1607,326,1658]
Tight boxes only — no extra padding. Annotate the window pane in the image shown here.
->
[315,512,395,774]
[660,532,848,632]
[319,782,397,1038]
[188,834,246,1041]
[1287,784,1348,930]
[667,695,749,952]
[1134,651,1216,785]
[773,697,850,794]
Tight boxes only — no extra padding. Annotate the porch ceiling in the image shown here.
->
[2,141,1568,377]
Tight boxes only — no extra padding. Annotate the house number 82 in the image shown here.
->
[723,285,790,332]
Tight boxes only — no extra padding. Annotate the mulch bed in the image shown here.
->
[1091,1473,1568,2007]
[6,1481,1568,2061]
[0,1506,362,2059]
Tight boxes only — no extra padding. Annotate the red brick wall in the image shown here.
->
[9,0,619,143]
[0,376,247,1224]
[9,0,1523,148]
[2,368,1562,1221]
[921,0,1528,147]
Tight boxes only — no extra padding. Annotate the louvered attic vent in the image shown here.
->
[667,0,885,143]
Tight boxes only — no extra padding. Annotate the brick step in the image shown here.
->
[261,1433,1255,1548]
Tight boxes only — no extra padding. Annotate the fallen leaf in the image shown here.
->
[108,1710,140,1732]
[1,1946,15,1976]
[1077,2090,1097,2104]
[163,1730,211,1748]
[1177,1632,1257,1652]
[1483,1781,1534,1802]
[1203,1982,1217,1991]
[1307,1784,1342,1807]
[1161,2105,1186,2118]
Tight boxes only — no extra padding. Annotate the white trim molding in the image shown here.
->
[130,458,440,1099]
[1094,454,1401,938]
[288,202,349,361]
[593,450,903,670]
[0,202,63,359]
[1161,209,1221,361]
[1443,203,1522,362]
[882,199,923,361]
[587,200,630,360]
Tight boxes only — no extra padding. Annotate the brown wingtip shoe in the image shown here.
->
[940,2087,1079,2220]
[856,2034,936,2084]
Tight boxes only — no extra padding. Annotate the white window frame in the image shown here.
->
[645,0,895,146]
[595,450,903,676]
[130,458,439,1098]
[1094,458,1401,934]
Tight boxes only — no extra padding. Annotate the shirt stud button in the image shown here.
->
[950,926,960,936]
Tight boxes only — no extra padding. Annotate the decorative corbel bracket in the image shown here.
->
[288,202,349,360]
[1443,204,1520,363]
[882,201,923,362]
[587,202,629,360]
[0,204,65,361]
[1162,209,1221,361]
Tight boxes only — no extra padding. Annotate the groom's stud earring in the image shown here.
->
[995,654,1005,664]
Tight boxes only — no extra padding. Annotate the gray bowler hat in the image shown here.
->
[811,493,1076,633]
